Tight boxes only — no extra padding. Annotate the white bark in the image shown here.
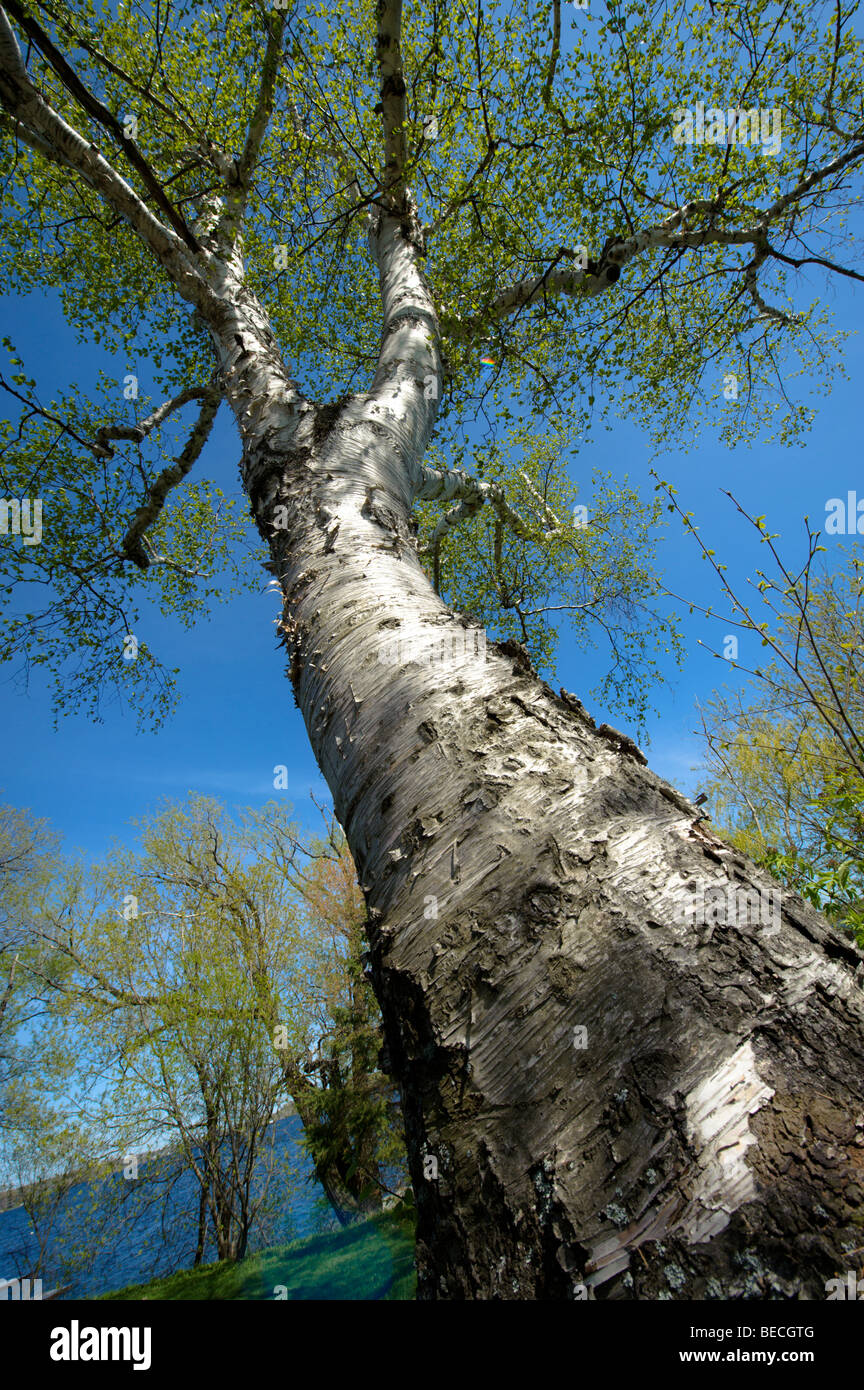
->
[2,6,863,1298]
[262,394,864,1296]
[198,203,864,1298]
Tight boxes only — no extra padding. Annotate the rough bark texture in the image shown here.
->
[273,494,864,1300]
[199,209,864,1300]
[3,0,863,1302]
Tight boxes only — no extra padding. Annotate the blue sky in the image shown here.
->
[1,254,862,862]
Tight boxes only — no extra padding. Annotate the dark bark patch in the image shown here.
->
[523,886,565,924]
[548,954,587,1001]
[496,637,537,675]
[313,394,351,444]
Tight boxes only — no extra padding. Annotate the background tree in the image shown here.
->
[0,0,863,1297]
[0,1084,105,1290]
[292,826,406,1218]
[0,801,60,1087]
[17,829,295,1265]
[668,508,864,942]
[14,795,404,1255]
[0,801,108,1289]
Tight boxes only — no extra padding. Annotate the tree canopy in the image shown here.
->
[1,0,861,728]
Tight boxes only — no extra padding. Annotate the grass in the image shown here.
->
[100,1206,417,1301]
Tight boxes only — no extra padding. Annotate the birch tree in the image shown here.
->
[1,0,864,1298]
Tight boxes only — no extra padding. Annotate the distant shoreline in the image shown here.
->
[0,1103,298,1217]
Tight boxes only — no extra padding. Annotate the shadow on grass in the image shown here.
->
[100,1206,416,1302]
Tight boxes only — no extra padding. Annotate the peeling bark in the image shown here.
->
[272,458,864,1297]
[195,203,864,1300]
[2,0,863,1303]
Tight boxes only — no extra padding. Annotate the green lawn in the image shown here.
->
[100,1206,416,1301]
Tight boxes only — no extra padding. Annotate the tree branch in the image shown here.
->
[0,8,223,322]
[416,464,562,593]
[655,473,864,776]
[541,0,562,112]
[40,0,198,138]
[219,11,287,243]
[0,373,214,464]
[376,0,406,207]
[0,371,107,456]
[0,952,18,1024]
[450,146,864,345]
[696,700,767,840]
[118,389,221,571]
[761,139,864,224]
[95,383,215,459]
[743,251,804,326]
[3,0,201,252]
[765,243,864,285]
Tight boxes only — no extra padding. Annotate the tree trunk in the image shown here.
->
[276,1038,382,1224]
[213,1191,233,1261]
[253,426,864,1296]
[284,1076,371,1227]
[194,1180,208,1266]
[209,213,864,1299]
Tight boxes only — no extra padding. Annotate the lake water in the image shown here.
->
[0,1115,338,1299]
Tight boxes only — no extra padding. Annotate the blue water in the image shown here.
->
[0,1115,338,1299]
